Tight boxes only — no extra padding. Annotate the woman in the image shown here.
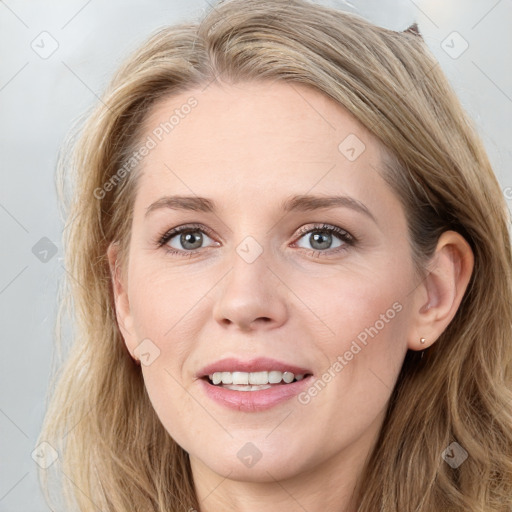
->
[37,0,512,510]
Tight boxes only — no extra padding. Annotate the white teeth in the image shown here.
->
[249,371,268,385]
[221,371,233,384]
[268,370,282,383]
[232,371,249,385]
[208,370,307,386]
[282,371,294,383]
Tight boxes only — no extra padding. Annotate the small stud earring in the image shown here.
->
[420,337,426,344]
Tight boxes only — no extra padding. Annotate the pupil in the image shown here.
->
[311,231,332,250]
[181,231,203,250]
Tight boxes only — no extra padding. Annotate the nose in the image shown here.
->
[212,247,288,332]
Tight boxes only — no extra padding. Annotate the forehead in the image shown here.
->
[133,81,392,214]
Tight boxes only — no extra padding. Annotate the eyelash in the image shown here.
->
[155,222,356,258]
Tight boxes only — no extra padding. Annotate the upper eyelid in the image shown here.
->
[295,223,352,237]
[159,223,216,243]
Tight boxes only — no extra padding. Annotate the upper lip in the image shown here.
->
[197,357,313,378]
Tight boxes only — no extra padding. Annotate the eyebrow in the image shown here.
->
[145,194,376,223]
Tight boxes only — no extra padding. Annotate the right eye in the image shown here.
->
[157,224,218,255]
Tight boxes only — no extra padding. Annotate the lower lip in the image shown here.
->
[199,377,313,412]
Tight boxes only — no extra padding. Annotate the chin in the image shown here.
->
[198,455,307,483]
[189,436,315,482]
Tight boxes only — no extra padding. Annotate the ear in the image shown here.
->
[407,230,474,351]
[107,241,138,361]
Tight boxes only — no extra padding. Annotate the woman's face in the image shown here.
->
[112,81,423,485]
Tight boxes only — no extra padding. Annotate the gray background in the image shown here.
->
[0,0,510,510]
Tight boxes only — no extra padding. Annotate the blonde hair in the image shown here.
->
[38,0,512,510]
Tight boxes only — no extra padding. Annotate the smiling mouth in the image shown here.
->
[203,370,312,391]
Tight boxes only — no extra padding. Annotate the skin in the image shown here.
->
[108,81,474,512]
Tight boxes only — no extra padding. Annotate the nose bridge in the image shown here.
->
[211,232,288,331]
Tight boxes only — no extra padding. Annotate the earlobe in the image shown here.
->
[408,230,474,351]
[107,241,138,360]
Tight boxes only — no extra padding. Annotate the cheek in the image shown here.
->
[297,261,409,346]
[126,262,212,445]
[297,263,411,400]
[289,271,410,455]
[127,259,208,346]
[140,365,207,452]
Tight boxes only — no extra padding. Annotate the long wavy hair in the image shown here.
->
[38,0,512,510]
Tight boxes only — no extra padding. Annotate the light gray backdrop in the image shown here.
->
[1,0,510,510]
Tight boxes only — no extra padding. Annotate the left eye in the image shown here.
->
[294,227,349,252]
